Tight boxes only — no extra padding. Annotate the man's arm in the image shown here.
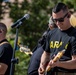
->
[0,63,8,75]
[47,55,76,70]
[56,55,76,69]
[38,51,50,74]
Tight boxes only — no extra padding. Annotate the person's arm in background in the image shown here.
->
[0,63,8,75]
[70,15,76,27]
[69,10,76,28]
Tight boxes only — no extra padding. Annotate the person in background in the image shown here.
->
[0,22,13,75]
[38,2,76,75]
[28,17,57,75]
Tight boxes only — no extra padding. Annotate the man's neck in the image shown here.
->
[0,37,6,42]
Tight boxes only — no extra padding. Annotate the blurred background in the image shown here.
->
[0,0,76,75]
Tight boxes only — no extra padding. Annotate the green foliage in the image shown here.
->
[15,51,30,75]
[0,1,3,19]
[8,0,54,50]
[8,38,31,75]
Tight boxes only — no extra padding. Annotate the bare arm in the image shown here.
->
[40,51,50,66]
[48,55,76,70]
[56,55,76,69]
[38,51,50,74]
[0,63,8,75]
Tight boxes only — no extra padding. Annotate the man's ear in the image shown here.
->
[67,12,71,18]
[0,30,2,33]
[67,14,70,18]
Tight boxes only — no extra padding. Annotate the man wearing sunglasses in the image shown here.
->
[38,2,76,75]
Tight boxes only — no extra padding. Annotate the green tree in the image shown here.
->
[0,0,4,19]
[8,0,54,49]
[0,0,76,75]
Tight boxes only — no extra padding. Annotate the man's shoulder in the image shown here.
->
[48,28,58,35]
[71,27,76,34]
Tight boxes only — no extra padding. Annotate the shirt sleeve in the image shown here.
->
[43,31,50,53]
[0,44,13,66]
[0,46,4,57]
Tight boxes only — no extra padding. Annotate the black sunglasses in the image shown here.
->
[53,13,68,23]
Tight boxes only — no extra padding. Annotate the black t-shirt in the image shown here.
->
[44,27,76,72]
[32,28,50,52]
[0,39,13,75]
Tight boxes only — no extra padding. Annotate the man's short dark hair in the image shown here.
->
[52,2,68,13]
[0,22,7,34]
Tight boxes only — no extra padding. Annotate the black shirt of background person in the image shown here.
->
[0,39,13,75]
